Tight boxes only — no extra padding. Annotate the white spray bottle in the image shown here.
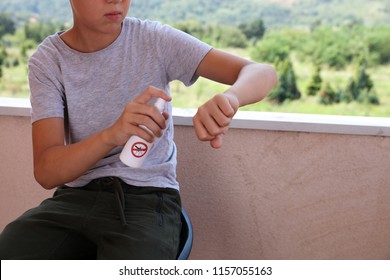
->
[119,98,166,168]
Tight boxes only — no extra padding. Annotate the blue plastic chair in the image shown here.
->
[176,208,193,260]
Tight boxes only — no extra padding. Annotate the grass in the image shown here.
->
[0,63,30,98]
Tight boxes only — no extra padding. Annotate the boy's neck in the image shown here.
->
[60,24,123,53]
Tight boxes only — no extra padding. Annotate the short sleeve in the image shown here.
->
[155,23,213,86]
[28,48,65,124]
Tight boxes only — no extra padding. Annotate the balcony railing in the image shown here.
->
[1,97,390,259]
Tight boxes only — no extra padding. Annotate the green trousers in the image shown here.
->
[0,177,182,260]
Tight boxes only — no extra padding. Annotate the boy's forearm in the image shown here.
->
[34,130,115,190]
[226,63,278,108]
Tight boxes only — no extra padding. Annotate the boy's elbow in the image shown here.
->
[254,63,278,96]
[34,168,56,190]
[263,63,278,88]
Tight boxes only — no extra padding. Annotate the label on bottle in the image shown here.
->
[131,142,149,158]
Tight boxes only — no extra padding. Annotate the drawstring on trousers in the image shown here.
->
[103,177,128,226]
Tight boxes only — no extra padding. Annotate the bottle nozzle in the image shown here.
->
[154,98,166,112]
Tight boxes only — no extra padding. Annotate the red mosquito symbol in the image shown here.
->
[131,142,148,158]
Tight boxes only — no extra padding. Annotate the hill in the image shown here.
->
[0,0,389,28]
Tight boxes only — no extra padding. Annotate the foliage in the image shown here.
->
[251,24,390,70]
[20,39,36,58]
[24,20,65,44]
[366,26,390,65]
[297,25,364,69]
[0,0,72,24]
[306,66,323,96]
[319,82,340,105]
[268,58,301,104]
[238,19,266,45]
[0,47,6,66]
[345,58,379,105]
[250,33,291,64]
[0,46,6,79]
[173,20,247,48]
[0,13,16,38]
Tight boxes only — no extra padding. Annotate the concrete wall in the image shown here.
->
[1,115,390,259]
[0,116,54,227]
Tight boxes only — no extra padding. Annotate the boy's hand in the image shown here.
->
[193,92,239,149]
[104,86,171,147]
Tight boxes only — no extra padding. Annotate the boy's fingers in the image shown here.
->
[193,114,228,148]
[193,116,212,141]
[210,134,224,149]
[194,103,232,137]
[214,94,236,118]
[133,86,171,105]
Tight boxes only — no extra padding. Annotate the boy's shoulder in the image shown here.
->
[124,17,169,33]
[125,16,160,26]
[29,33,62,65]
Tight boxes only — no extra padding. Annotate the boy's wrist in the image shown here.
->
[224,89,240,112]
[100,128,117,149]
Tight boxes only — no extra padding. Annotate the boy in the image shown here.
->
[0,0,277,259]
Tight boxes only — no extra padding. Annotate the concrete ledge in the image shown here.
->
[173,108,390,136]
[0,98,31,117]
[2,97,389,137]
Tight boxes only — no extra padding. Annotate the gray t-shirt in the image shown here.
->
[28,17,212,190]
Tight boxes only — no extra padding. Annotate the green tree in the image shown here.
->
[24,20,63,43]
[0,47,6,67]
[208,24,247,48]
[346,57,379,105]
[20,39,37,58]
[319,82,340,105]
[0,13,16,38]
[0,46,6,82]
[251,35,290,64]
[306,66,322,96]
[269,58,301,104]
[366,26,390,65]
[174,20,205,39]
[300,26,365,69]
[238,18,266,45]
[174,20,247,48]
